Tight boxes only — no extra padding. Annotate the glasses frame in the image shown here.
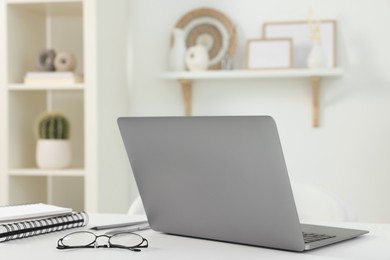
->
[57,231,148,252]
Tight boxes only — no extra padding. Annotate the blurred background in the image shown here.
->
[1,0,389,223]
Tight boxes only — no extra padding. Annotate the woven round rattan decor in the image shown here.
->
[175,8,236,70]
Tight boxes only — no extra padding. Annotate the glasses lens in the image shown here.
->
[110,233,144,247]
[62,231,96,247]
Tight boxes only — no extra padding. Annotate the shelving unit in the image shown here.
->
[0,0,130,212]
[163,68,343,127]
[0,0,87,212]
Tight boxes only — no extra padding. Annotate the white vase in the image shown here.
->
[168,28,186,71]
[36,139,71,169]
[185,45,210,71]
[307,42,326,68]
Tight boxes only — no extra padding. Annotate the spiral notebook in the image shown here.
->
[0,211,88,242]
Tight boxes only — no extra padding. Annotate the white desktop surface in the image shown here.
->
[0,214,388,260]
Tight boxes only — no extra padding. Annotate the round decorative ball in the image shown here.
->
[54,52,77,71]
[37,49,56,71]
[185,45,210,71]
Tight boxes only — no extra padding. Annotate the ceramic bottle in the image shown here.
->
[168,28,186,71]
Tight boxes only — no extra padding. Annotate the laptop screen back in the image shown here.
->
[118,116,305,251]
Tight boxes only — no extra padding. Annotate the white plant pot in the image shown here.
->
[36,139,71,169]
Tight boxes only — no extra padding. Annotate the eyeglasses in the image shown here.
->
[57,231,148,252]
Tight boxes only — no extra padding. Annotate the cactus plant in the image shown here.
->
[37,112,70,139]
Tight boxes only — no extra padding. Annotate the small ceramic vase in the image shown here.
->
[185,45,210,71]
[307,42,326,68]
[37,49,56,71]
[168,28,186,71]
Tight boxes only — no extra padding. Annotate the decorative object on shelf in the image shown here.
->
[168,28,187,71]
[185,45,210,71]
[306,14,326,68]
[37,49,56,71]
[28,50,81,84]
[263,20,336,68]
[54,52,77,71]
[307,41,326,68]
[246,39,292,69]
[174,7,236,70]
[220,53,234,70]
[35,112,71,169]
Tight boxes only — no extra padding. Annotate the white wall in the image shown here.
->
[127,0,390,222]
[96,0,132,213]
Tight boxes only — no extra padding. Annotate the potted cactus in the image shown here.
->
[35,112,71,169]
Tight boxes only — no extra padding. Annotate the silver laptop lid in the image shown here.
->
[118,116,305,251]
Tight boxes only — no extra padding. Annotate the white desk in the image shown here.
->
[0,214,388,260]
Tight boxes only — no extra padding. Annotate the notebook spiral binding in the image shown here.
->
[0,212,88,242]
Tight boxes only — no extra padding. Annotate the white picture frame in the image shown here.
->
[263,20,336,68]
[246,39,292,70]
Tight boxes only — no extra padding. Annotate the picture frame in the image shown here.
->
[263,20,337,68]
[246,39,293,70]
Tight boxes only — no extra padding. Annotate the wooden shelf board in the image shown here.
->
[163,68,344,80]
[9,168,85,177]
[8,83,85,91]
[6,0,83,16]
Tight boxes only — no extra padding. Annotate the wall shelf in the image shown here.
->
[163,68,343,127]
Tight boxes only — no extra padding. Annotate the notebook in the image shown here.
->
[0,212,88,242]
[117,116,368,252]
[0,203,72,223]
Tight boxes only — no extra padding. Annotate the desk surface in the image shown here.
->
[0,214,388,260]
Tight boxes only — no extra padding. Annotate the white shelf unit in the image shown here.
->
[0,0,87,212]
[0,0,130,213]
[163,68,344,127]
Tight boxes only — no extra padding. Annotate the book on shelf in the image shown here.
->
[24,71,83,84]
[0,203,88,242]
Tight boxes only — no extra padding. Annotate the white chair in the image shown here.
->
[127,196,146,215]
[291,181,356,222]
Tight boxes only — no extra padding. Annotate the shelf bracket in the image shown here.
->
[311,76,321,127]
[178,79,193,116]
[177,76,323,127]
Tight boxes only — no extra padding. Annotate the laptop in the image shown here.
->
[117,116,368,252]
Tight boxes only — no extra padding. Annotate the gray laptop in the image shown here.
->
[117,116,368,252]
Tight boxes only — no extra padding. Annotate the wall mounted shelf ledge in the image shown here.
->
[163,68,343,127]
[163,68,343,80]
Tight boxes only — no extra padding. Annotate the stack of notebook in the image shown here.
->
[0,203,88,242]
